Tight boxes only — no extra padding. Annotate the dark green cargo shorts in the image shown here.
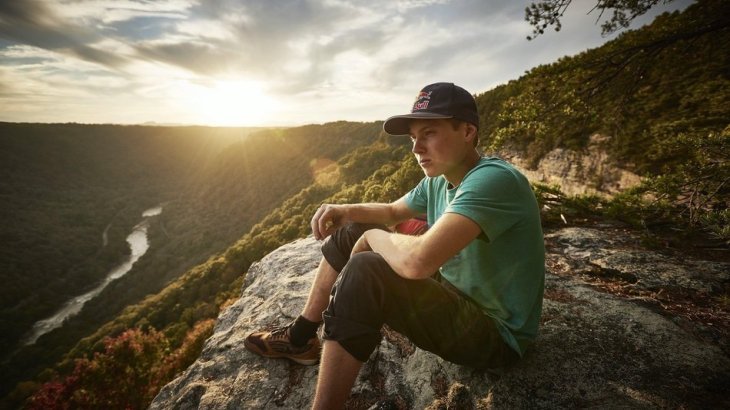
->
[321,223,518,369]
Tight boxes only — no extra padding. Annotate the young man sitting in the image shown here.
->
[244,82,545,409]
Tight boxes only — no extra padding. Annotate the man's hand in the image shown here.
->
[311,204,349,240]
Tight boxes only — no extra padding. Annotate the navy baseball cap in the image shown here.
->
[383,82,479,135]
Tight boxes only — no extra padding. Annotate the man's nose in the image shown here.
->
[412,139,425,154]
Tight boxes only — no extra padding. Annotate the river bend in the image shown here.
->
[23,206,162,346]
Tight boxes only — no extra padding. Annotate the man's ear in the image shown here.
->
[464,123,477,143]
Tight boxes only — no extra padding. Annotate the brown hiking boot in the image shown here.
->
[244,324,321,365]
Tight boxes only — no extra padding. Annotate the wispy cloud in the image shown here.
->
[0,0,694,125]
[0,0,128,67]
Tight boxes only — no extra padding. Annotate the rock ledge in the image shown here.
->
[151,229,730,409]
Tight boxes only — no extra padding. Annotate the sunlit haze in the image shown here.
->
[173,79,278,126]
[0,0,693,127]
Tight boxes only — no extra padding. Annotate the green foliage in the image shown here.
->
[483,0,729,172]
[701,209,730,243]
[531,125,729,242]
[487,65,596,166]
[532,182,605,226]
[607,126,730,241]
[480,0,729,239]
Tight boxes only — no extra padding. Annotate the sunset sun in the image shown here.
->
[179,79,279,126]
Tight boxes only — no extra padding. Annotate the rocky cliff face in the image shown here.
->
[500,134,642,196]
[150,228,729,409]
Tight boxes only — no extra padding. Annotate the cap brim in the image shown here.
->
[383,112,453,135]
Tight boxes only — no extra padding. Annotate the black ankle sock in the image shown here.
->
[289,315,321,347]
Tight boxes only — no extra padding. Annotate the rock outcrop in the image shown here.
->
[151,228,730,409]
[500,134,642,196]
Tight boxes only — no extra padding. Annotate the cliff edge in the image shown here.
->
[150,226,729,409]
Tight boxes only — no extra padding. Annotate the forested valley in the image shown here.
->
[0,121,388,405]
[1,0,727,408]
[0,123,250,355]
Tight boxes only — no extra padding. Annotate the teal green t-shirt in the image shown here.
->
[404,156,545,356]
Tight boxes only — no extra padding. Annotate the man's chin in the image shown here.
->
[420,168,441,178]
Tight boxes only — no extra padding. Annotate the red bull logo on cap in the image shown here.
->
[412,90,432,111]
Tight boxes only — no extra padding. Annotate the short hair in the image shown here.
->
[449,119,479,147]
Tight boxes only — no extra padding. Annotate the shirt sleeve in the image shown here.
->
[445,166,524,242]
[403,177,428,214]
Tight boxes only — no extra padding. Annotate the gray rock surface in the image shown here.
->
[150,229,730,409]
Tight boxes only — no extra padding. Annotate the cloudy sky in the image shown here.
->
[0,0,692,127]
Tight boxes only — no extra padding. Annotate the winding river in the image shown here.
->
[23,206,162,346]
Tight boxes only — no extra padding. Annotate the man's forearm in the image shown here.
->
[342,203,407,226]
[363,229,433,280]
[312,197,416,240]
[362,213,483,280]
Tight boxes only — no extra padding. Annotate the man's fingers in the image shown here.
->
[318,207,333,240]
[311,203,346,240]
[311,205,325,239]
[311,204,335,240]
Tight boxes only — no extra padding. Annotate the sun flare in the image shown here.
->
[179,79,279,126]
